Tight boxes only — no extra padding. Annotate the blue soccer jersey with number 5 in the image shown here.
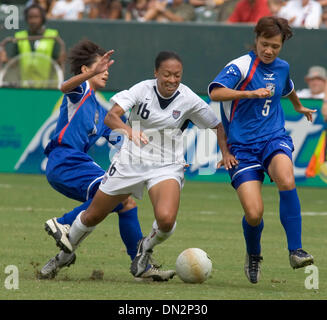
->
[208,50,294,146]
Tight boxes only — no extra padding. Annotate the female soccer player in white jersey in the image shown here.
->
[39,40,175,281]
[63,50,237,279]
[208,16,315,284]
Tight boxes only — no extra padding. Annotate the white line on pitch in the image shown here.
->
[302,212,327,216]
[0,207,68,212]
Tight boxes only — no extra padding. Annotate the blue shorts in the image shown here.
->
[46,146,105,202]
[228,135,294,190]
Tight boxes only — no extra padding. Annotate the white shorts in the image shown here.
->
[99,162,185,199]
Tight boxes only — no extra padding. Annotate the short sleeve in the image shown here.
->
[282,75,294,97]
[208,64,242,95]
[66,81,87,104]
[110,82,143,112]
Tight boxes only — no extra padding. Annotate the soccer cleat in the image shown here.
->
[38,253,76,279]
[130,237,153,277]
[244,253,263,284]
[289,249,314,269]
[44,218,73,253]
[134,264,176,282]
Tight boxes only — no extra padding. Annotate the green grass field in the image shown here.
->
[0,173,326,300]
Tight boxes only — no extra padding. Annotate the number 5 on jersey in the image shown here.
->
[262,99,272,117]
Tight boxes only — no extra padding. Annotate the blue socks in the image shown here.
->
[56,200,124,225]
[57,201,143,261]
[279,188,302,251]
[57,199,92,226]
[242,216,264,255]
[118,207,143,260]
[242,188,302,255]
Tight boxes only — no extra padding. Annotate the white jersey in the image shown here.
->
[110,79,219,166]
[277,0,322,29]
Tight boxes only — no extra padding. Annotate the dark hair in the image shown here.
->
[24,4,46,25]
[155,51,182,70]
[68,39,106,75]
[254,16,293,43]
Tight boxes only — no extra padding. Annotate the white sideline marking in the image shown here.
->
[0,207,67,213]
[302,212,327,216]
[0,184,12,188]
[199,211,216,215]
[266,211,327,216]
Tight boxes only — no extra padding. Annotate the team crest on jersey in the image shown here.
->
[266,83,275,96]
[172,110,181,119]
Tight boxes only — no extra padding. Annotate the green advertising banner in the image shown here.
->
[0,88,326,187]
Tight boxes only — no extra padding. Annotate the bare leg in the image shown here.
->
[130,179,181,277]
[68,189,130,250]
[143,179,180,251]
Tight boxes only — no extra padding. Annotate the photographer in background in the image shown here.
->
[297,66,326,99]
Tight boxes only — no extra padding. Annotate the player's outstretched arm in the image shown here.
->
[210,86,271,101]
[60,50,115,93]
[105,104,148,146]
[215,123,238,170]
[287,89,317,122]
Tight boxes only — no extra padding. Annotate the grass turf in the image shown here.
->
[0,173,325,300]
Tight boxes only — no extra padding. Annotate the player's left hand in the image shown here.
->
[295,105,317,122]
[217,153,238,170]
[94,50,115,75]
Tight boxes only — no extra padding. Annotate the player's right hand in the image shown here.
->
[129,130,149,146]
[250,88,272,99]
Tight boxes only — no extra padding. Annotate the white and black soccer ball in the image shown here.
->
[176,248,212,283]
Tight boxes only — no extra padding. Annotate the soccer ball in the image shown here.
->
[175,248,212,283]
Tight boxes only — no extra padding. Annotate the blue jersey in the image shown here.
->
[45,81,112,155]
[208,51,294,146]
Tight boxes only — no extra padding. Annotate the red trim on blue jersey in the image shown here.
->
[230,57,260,122]
[58,90,92,145]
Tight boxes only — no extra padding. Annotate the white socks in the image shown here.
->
[57,250,74,264]
[143,220,177,252]
[68,211,95,250]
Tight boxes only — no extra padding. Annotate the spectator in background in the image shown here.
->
[143,0,195,22]
[297,66,327,99]
[317,0,327,8]
[216,0,239,21]
[277,0,322,29]
[0,4,65,87]
[267,0,285,15]
[48,0,85,20]
[189,0,226,23]
[227,0,272,24]
[125,0,150,21]
[87,0,122,19]
[189,0,224,11]
[26,0,56,18]
[321,6,327,28]
[322,82,327,121]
